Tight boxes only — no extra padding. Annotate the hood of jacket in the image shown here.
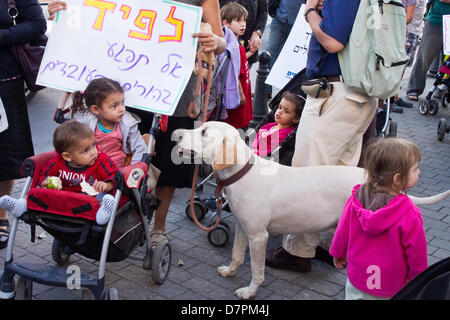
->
[351,184,416,236]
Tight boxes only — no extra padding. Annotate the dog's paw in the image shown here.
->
[217,266,235,277]
[234,287,255,300]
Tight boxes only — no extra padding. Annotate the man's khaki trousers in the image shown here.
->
[282,81,377,258]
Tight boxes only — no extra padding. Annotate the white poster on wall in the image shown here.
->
[37,0,202,116]
[265,5,311,89]
[443,15,450,55]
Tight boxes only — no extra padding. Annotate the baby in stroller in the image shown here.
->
[0,121,117,225]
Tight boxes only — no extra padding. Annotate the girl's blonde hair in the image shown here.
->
[70,78,124,116]
[363,138,421,193]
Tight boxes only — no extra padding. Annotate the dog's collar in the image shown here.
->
[213,155,254,199]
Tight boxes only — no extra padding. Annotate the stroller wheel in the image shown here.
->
[387,120,397,137]
[51,238,72,266]
[207,222,230,247]
[185,198,207,222]
[418,99,429,115]
[429,100,439,115]
[107,288,119,300]
[15,276,33,300]
[441,91,450,108]
[438,118,448,141]
[151,241,171,284]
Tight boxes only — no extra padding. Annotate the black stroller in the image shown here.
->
[392,257,450,300]
[185,69,308,247]
[0,115,171,300]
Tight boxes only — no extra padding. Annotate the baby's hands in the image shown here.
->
[40,180,49,188]
[93,181,113,193]
[333,257,346,269]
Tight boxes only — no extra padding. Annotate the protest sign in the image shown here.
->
[265,5,311,90]
[37,0,202,115]
[444,15,450,55]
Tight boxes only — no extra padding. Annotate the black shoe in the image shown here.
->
[395,98,413,108]
[0,219,10,249]
[313,246,335,268]
[202,196,217,211]
[391,103,404,113]
[265,247,311,273]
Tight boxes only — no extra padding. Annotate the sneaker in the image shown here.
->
[395,98,413,108]
[265,247,311,273]
[0,196,27,218]
[391,103,404,113]
[96,194,115,225]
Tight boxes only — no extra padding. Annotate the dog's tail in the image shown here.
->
[409,190,450,205]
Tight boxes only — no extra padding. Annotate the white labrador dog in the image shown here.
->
[173,121,449,299]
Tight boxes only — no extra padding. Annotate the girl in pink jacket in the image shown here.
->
[330,138,428,299]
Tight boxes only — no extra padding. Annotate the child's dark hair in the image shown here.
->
[363,138,421,193]
[281,91,305,120]
[53,120,94,154]
[71,78,124,116]
[220,1,248,23]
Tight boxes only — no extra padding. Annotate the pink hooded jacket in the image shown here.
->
[330,184,428,298]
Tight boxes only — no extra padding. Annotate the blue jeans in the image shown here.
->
[266,16,294,95]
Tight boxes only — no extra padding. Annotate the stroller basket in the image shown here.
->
[24,197,143,263]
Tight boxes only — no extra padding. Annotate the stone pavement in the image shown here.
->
[1,29,449,301]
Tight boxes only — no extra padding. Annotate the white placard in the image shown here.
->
[0,98,7,133]
[37,0,202,115]
[443,15,450,55]
[265,5,311,89]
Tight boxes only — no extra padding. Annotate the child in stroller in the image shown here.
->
[0,121,117,226]
[0,113,170,300]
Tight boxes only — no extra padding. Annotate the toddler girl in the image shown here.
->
[330,138,428,300]
[251,91,304,157]
[71,78,146,169]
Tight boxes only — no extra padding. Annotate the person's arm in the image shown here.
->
[0,0,46,46]
[304,0,344,53]
[48,0,67,21]
[402,210,428,282]
[248,0,268,50]
[406,4,417,24]
[439,0,450,3]
[192,0,226,55]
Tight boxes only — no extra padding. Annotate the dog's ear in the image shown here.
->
[211,136,237,171]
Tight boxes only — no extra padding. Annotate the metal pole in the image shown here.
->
[250,51,271,128]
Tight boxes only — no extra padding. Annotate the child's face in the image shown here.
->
[275,98,299,128]
[63,136,98,167]
[223,17,246,37]
[406,161,421,190]
[90,91,125,128]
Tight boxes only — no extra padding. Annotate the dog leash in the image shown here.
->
[187,40,221,232]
